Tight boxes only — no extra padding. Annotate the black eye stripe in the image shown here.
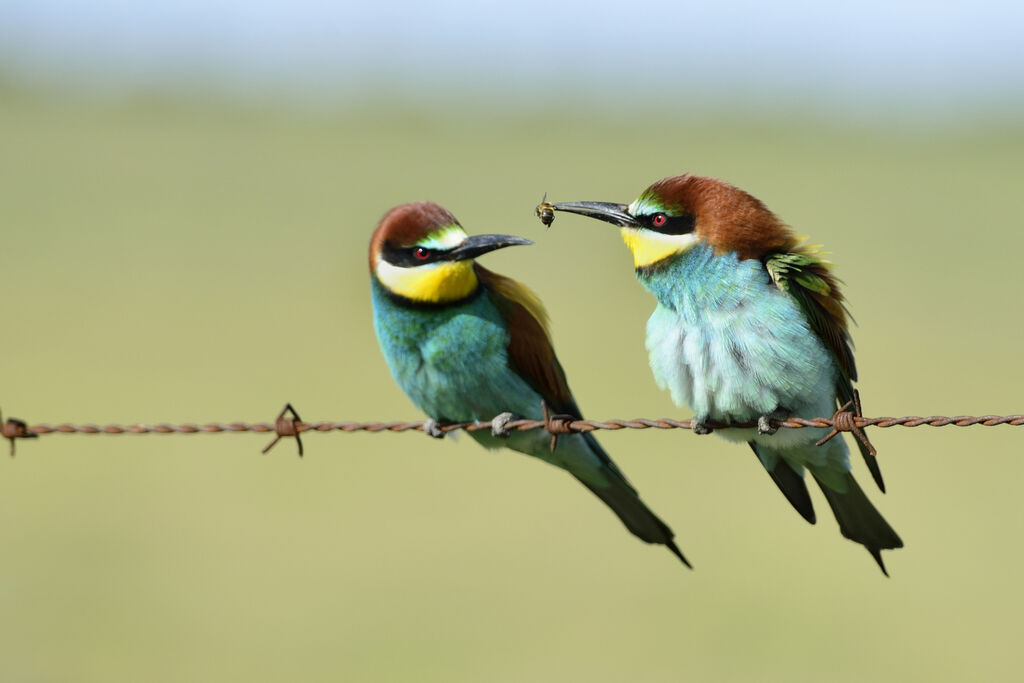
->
[381,242,447,267]
[640,212,696,235]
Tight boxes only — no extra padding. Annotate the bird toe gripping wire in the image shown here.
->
[1,409,37,456]
[490,412,516,438]
[815,389,877,456]
[757,408,789,436]
[691,419,714,435]
[422,418,446,439]
[261,403,305,457]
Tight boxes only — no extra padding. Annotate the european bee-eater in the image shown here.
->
[546,175,902,574]
[369,201,688,566]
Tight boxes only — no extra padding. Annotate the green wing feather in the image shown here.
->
[765,249,855,382]
[765,247,885,491]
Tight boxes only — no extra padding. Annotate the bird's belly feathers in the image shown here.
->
[645,291,834,425]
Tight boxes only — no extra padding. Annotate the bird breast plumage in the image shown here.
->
[640,246,837,431]
[372,280,542,425]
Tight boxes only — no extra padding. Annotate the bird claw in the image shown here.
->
[757,415,778,435]
[692,419,714,435]
[490,412,517,438]
[757,409,789,436]
[423,418,445,439]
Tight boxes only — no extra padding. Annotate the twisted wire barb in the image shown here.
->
[2,403,1022,456]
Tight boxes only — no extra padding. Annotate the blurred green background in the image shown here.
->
[2,1,1024,680]
[2,84,1022,683]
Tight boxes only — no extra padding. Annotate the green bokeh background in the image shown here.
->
[2,87,1023,682]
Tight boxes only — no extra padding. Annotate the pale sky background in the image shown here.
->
[1,0,1022,116]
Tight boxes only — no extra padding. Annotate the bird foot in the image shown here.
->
[423,418,446,439]
[757,409,789,435]
[692,419,714,435]
[490,412,517,438]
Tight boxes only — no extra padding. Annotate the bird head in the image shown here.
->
[548,174,795,269]
[369,202,533,304]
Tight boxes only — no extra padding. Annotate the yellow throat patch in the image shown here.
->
[375,259,478,304]
[620,227,698,268]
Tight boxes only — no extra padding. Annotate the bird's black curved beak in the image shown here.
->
[549,201,639,228]
[446,234,534,261]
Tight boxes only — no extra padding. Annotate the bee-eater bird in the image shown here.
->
[369,201,688,566]
[545,175,902,574]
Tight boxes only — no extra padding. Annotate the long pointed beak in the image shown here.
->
[549,201,639,228]
[446,234,534,261]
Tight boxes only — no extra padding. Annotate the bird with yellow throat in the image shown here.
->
[369,201,688,566]
[545,176,902,574]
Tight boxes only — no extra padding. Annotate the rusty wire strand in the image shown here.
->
[18,414,1024,435]
[2,402,1022,457]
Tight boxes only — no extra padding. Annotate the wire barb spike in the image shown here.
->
[541,400,576,452]
[261,403,305,457]
[815,391,877,456]
[0,409,38,457]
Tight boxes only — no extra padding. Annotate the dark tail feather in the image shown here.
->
[855,436,886,493]
[812,471,903,575]
[574,476,691,568]
[575,433,690,568]
[750,443,816,524]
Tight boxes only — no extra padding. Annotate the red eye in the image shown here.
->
[414,247,431,260]
[652,213,667,227]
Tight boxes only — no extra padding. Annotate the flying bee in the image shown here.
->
[535,193,555,227]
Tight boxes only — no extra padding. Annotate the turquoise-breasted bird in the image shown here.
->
[545,175,902,574]
[369,201,687,566]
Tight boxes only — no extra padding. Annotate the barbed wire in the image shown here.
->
[1,400,1021,457]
